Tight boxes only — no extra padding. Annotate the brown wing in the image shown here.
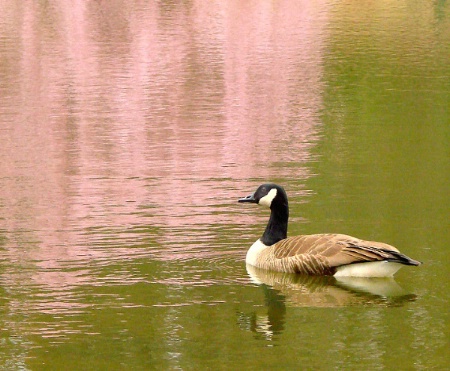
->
[273,234,363,259]
[272,233,420,269]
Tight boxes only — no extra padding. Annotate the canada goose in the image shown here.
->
[239,184,422,277]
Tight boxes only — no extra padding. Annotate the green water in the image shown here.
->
[0,1,449,370]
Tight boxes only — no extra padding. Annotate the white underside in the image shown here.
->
[334,261,403,278]
[246,239,268,267]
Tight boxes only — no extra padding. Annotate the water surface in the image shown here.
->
[0,1,449,370]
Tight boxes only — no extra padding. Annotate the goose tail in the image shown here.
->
[388,251,422,266]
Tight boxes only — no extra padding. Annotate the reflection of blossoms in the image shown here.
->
[0,0,325,331]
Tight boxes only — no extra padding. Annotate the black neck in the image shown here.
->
[261,203,289,246]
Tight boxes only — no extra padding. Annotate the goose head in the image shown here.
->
[239,183,288,210]
[239,183,290,245]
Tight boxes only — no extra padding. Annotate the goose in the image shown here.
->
[239,183,422,277]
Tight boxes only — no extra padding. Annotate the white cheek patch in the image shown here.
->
[259,188,277,208]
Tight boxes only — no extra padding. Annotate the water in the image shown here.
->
[0,1,449,370]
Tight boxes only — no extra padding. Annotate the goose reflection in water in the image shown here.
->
[238,264,417,340]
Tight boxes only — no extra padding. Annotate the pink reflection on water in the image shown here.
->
[0,1,329,297]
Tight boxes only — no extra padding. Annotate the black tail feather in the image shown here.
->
[384,250,422,266]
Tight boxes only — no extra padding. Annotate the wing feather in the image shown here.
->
[269,233,419,275]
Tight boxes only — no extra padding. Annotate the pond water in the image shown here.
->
[0,1,449,370]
